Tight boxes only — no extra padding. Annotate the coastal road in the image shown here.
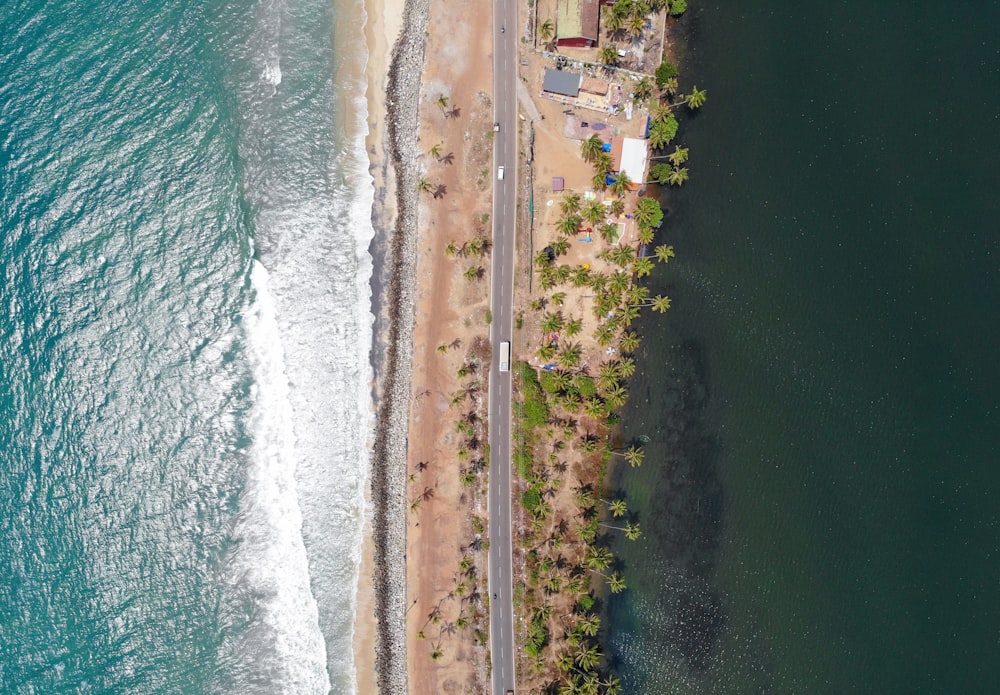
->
[487,0,518,693]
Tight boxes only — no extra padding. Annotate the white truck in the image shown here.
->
[498,341,511,372]
[497,165,505,180]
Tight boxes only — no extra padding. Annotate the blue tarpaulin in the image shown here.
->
[601,142,612,152]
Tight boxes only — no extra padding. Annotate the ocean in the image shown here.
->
[0,0,374,693]
[608,2,1000,693]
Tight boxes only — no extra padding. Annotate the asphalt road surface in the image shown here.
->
[487,0,518,693]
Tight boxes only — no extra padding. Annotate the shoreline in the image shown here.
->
[359,0,430,691]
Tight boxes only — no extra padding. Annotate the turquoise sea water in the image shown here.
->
[1,0,373,692]
[609,2,1000,693]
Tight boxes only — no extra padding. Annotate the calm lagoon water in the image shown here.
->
[608,3,1000,693]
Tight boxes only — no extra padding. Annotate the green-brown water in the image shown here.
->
[608,3,1000,692]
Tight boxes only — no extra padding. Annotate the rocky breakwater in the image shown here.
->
[370,0,429,692]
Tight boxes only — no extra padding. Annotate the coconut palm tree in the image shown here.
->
[418,176,432,193]
[539,18,555,42]
[435,93,449,114]
[591,170,609,191]
[585,545,613,571]
[632,75,654,103]
[565,317,584,336]
[608,499,628,518]
[655,244,675,263]
[668,166,689,186]
[609,171,632,197]
[623,445,644,467]
[556,214,582,237]
[558,342,583,369]
[571,266,591,287]
[599,44,618,67]
[604,383,628,409]
[580,134,603,163]
[637,226,655,245]
[610,245,635,268]
[624,520,642,540]
[551,238,571,257]
[627,13,645,38]
[615,356,636,378]
[575,643,603,670]
[582,200,606,226]
[578,612,601,636]
[540,311,565,333]
[625,284,649,306]
[668,145,689,166]
[648,116,678,150]
[560,192,582,216]
[650,294,672,313]
[599,222,619,245]
[609,198,625,217]
[594,151,613,174]
[633,256,655,277]
[634,197,663,229]
[608,573,627,593]
[429,142,442,159]
[619,331,641,353]
[685,85,708,109]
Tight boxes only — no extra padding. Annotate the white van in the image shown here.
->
[497,165,505,180]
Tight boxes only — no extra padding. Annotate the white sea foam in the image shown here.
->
[229,260,332,694]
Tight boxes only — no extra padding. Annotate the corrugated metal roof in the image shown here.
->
[542,69,581,97]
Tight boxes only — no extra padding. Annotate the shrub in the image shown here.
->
[655,60,679,88]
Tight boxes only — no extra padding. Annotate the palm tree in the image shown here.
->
[668,166,689,186]
[608,573,627,593]
[560,192,581,216]
[609,198,625,217]
[632,75,654,103]
[619,331,641,353]
[608,499,627,518]
[418,176,432,193]
[614,356,636,378]
[558,342,582,369]
[591,170,609,191]
[594,151,613,174]
[604,383,628,409]
[624,445,644,467]
[580,134,603,163]
[541,311,565,334]
[624,520,642,540]
[609,171,632,197]
[627,13,645,38]
[634,197,663,230]
[648,116,678,150]
[633,256,655,277]
[599,44,618,67]
[578,613,601,636]
[556,214,582,237]
[575,643,603,670]
[668,145,689,166]
[429,142,442,159]
[685,85,708,109]
[435,93,449,114]
[539,18,555,42]
[565,317,584,336]
[463,265,483,281]
[654,244,675,263]
[586,545,613,571]
[637,226,655,245]
[650,294,672,313]
[610,245,635,268]
[582,200,606,226]
[571,266,591,287]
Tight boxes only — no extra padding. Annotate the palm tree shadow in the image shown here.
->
[432,184,447,199]
[447,106,462,119]
[439,152,455,165]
